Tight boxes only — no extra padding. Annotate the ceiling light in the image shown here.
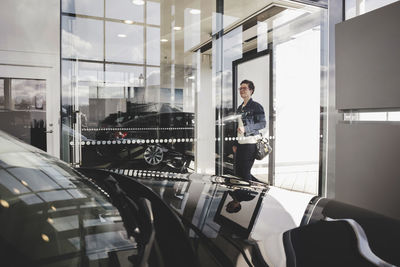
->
[0,199,9,208]
[160,39,168,42]
[41,234,50,242]
[132,0,145,5]
[123,20,134,24]
[173,26,182,31]
[190,9,201,15]
[117,34,127,38]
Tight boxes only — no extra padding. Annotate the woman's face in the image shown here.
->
[239,83,252,100]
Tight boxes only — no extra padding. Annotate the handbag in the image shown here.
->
[255,134,272,160]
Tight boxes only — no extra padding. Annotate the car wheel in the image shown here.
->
[144,145,164,165]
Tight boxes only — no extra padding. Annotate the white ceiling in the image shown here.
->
[157,0,315,65]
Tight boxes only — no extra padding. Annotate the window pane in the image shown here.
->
[12,79,46,110]
[0,78,47,151]
[105,0,144,22]
[62,16,103,60]
[359,112,387,121]
[105,22,144,64]
[146,67,160,87]
[62,0,104,17]
[160,88,171,103]
[175,89,183,109]
[147,1,160,25]
[147,27,160,66]
[105,64,143,89]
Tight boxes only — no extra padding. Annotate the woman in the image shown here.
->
[232,80,266,181]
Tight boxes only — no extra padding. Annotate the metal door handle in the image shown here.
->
[45,130,53,134]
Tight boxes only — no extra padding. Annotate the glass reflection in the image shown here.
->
[105,22,144,63]
[62,0,199,173]
[51,215,79,232]
[214,188,264,237]
[146,26,161,66]
[8,167,61,191]
[0,137,137,265]
[62,0,104,17]
[147,1,160,25]
[0,78,46,150]
[217,1,327,194]
[0,169,30,194]
[106,0,144,22]
[62,16,103,60]
[60,0,327,189]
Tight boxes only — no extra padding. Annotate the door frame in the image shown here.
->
[0,64,60,157]
[232,48,275,184]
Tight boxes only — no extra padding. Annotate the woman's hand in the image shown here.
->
[232,145,237,153]
[237,126,245,134]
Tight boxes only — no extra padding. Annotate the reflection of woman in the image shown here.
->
[226,189,257,213]
[232,80,266,181]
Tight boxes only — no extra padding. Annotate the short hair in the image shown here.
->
[240,80,255,95]
[226,200,242,213]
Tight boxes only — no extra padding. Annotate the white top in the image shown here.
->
[238,116,259,144]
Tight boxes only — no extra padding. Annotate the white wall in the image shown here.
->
[0,0,60,157]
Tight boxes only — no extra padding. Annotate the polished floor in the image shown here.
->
[254,163,318,195]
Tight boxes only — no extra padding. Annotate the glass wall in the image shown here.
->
[61,0,218,172]
[61,0,327,195]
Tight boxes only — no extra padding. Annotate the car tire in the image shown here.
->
[144,145,164,165]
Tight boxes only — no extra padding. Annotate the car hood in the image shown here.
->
[0,132,137,266]
[116,171,314,267]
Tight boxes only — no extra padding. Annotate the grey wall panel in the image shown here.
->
[336,123,400,220]
[335,1,400,110]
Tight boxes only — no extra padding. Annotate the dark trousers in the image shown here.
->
[234,143,257,180]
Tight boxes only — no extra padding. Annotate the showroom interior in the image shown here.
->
[0,0,399,225]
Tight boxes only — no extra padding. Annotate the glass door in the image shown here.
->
[229,52,271,183]
[0,77,48,151]
[219,0,327,194]
[271,8,326,195]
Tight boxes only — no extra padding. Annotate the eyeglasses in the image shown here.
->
[239,87,249,91]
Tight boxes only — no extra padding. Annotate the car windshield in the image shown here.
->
[0,132,137,266]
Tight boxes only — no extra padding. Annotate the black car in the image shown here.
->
[81,103,194,172]
[82,103,239,174]
[1,130,399,266]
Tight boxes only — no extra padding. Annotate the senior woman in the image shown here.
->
[232,80,266,181]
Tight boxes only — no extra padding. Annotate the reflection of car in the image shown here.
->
[82,103,241,173]
[83,103,195,171]
[1,131,399,266]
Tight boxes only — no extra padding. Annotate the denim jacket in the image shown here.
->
[234,98,266,144]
